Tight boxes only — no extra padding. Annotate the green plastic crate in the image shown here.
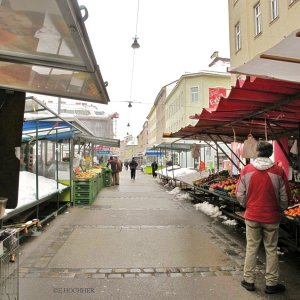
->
[73,178,95,205]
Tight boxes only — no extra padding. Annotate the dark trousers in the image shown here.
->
[130,168,136,179]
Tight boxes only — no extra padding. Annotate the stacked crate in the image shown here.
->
[103,169,112,187]
[73,178,95,205]
[97,173,103,193]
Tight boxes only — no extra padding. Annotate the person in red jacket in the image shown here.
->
[236,141,290,294]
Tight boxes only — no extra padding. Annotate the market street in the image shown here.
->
[18,170,300,300]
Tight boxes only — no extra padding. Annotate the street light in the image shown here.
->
[131,36,140,49]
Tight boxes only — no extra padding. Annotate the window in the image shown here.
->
[270,0,278,20]
[190,87,198,103]
[95,111,105,115]
[75,109,91,115]
[235,22,241,51]
[254,2,262,36]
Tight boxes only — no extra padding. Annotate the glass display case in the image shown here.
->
[0,0,109,103]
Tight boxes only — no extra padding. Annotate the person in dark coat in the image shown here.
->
[124,160,129,170]
[115,157,123,185]
[151,161,158,177]
[107,156,117,186]
[129,157,138,180]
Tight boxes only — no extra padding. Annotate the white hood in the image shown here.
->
[252,157,274,171]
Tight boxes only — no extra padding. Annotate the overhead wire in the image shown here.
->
[127,0,140,133]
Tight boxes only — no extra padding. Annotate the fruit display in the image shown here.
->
[74,171,94,179]
[193,174,219,186]
[284,205,300,218]
[209,177,238,198]
[88,168,103,175]
[74,164,108,179]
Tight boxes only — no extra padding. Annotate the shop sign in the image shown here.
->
[97,150,111,155]
[96,146,110,151]
[208,87,226,111]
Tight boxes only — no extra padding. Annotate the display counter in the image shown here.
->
[0,171,69,229]
[186,172,300,251]
[73,167,107,205]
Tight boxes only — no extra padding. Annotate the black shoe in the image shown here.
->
[241,280,255,291]
[265,283,286,294]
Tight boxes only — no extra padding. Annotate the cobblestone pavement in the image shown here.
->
[18,171,300,299]
[19,224,245,279]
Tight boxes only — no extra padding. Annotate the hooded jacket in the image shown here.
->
[236,157,290,223]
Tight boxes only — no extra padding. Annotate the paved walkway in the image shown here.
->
[18,171,300,299]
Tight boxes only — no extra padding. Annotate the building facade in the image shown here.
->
[41,98,115,138]
[146,81,177,148]
[165,71,231,135]
[228,0,300,72]
[136,121,148,156]
[147,106,157,148]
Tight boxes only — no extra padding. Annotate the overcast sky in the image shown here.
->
[78,0,230,139]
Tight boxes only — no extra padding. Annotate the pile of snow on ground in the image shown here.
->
[194,202,222,218]
[176,193,192,201]
[194,201,237,226]
[167,187,181,195]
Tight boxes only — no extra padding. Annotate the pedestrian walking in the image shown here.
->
[166,160,173,167]
[115,157,123,185]
[107,156,117,186]
[129,157,138,180]
[236,141,290,294]
[151,161,158,177]
[124,160,129,171]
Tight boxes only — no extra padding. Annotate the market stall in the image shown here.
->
[141,150,163,174]
[0,0,110,215]
[163,76,300,251]
[0,98,90,229]
[153,141,227,188]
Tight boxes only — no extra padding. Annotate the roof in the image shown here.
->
[22,120,83,142]
[22,97,120,146]
[163,76,300,142]
[0,0,109,103]
[152,142,206,152]
[74,135,120,148]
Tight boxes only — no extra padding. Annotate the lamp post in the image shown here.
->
[131,36,140,49]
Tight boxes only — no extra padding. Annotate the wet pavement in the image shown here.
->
[18,170,300,299]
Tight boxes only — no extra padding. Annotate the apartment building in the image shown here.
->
[136,121,148,156]
[146,81,177,148]
[228,0,300,72]
[165,71,231,135]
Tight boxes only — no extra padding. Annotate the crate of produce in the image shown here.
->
[283,205,300,223]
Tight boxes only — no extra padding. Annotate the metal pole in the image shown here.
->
[171,142,175,186]
[35,121,39,219]
[216,141,220,173]
[55,129,59,211]
[217,135,245,167]
[208,134,241,172]
[69,138,74,205]
[298,123,300,171]
[186,149,188,168]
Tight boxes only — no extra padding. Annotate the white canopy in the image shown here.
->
[230,30,300,83]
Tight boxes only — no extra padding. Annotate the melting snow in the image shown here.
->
[5,171,67,213]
